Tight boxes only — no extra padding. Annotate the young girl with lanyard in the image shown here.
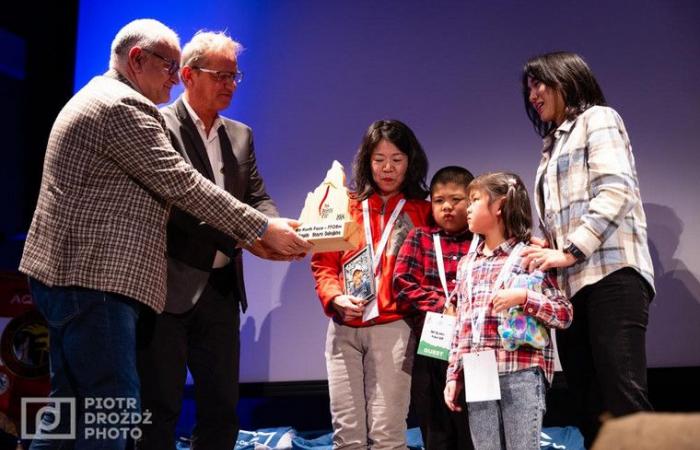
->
[444,172,572,450]
[311,119,431,449]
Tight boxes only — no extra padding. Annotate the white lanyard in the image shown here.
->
[362,198,406,275]
[433,234,458,306]
[463,235,524,344]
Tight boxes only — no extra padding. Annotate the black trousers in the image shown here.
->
[556,267,653,448]
[136,268,240,450]
[411,354,474,450]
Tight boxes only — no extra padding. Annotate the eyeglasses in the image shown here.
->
[192,67,244,84]
[141,48,180,75]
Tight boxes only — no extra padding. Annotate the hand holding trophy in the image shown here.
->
[258,217,312,258]
[296,161,362,253]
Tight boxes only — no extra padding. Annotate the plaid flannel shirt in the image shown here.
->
[446,238,572,385]
[393,226,472,330]
[535,105,655,298]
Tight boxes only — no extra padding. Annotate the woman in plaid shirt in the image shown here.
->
[520,52,655,447]
[444,172,572,450]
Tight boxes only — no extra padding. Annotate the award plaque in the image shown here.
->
[342,247,376,301]
[296,161,362,253]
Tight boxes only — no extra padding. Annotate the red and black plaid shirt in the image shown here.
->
[446,238,572,385]
[393,226,472,320]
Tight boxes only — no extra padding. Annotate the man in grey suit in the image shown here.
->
[20,20,309,449]
[136,30,283,450]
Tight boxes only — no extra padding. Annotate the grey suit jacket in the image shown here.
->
[161,97,278,313]
[20,71,269,312]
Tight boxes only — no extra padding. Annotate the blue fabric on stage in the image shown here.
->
[540,426,585,449]
[175,426,583,449]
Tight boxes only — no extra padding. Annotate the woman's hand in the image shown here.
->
[444,380,463,412]
[529,236,550,248]
[492,288,527,313]
[331,295,366,321]
[521,246,576,272]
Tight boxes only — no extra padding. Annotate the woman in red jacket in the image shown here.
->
[312,119,431,449]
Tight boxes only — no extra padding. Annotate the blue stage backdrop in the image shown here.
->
[75,0,700,383]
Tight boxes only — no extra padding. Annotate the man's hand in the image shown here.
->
[244,240,298,261]
[331,295,366,322]
[260,218,312,257]
[444,380,463,412]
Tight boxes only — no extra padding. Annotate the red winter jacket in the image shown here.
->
[311,193,430,327]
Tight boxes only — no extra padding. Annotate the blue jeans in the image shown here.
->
[28,279,142,450]
[466,367,546,450]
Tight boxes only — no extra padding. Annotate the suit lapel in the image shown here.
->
[174,99,216,181]
[217,124,239,194]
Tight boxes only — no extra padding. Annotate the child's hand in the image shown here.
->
[444,380,463,412]
[331,295,366,321]
[492,288,527,313]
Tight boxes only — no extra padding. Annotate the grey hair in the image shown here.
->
[181,30,243,68]
[110,19,180,69]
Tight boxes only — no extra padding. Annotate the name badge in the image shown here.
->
[417,312,457,361]
[462,350,501,402]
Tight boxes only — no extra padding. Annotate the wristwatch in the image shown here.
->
[563,242,585,263]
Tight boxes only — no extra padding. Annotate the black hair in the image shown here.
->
[351,119,429,200]
[468,172,532,243]
[429,166,475,193]
[522,51,607,137]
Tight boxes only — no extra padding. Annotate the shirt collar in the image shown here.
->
[429,225,472,241]
[105,69,139,95]
[542,115,577,152]
[475,236,518,257]
[182,97,223,137]
[366,192,406,210]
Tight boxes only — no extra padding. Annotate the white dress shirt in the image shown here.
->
[182,98,231,269]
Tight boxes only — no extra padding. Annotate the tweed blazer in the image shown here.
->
[20,70,268,312]
[161,97,279,313]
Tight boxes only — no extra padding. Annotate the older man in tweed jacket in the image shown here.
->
[19,19,309,449]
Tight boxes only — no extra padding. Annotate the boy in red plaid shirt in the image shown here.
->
[394,166,475,449]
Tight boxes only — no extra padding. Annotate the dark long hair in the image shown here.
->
[522,52,607,137]
[351,119,429,200]
[468,172,532,243]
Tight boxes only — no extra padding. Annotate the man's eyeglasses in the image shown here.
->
[193,67,244,84]
[141,48,180,76]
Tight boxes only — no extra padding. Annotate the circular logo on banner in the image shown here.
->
[0,310,49,378]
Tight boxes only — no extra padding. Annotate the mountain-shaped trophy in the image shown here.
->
[296,161,362,253]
